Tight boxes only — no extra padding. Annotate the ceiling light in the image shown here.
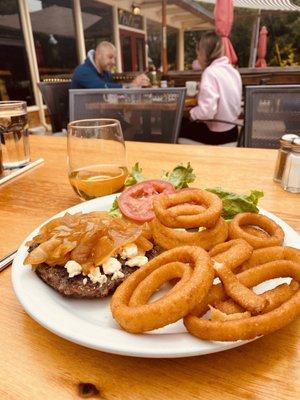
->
[132,3,141,15]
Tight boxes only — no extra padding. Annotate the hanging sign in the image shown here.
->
[118,8,143,30]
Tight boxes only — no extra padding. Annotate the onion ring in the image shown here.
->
[240,246,300,271]
[215,281,299,315]
[213,261,267,314]
[191,260,300,317]
[228,213,284,249]
[209,306,251,321]
[128,262,193,306]
[242,225,270,239]
[150,217,228,251]
[110,246,214,333]
[209,239,253,272]
[184,260,300,341]
[153,189,223,229]
[184,291,300,341]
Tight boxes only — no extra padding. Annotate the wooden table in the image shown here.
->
[0,136,299,400]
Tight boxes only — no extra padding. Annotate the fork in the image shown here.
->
[0,249,17,272]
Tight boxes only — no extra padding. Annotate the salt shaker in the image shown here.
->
[281,138,300,193]
[273,134,299,182]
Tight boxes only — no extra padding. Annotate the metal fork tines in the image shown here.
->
[0,250,17,272]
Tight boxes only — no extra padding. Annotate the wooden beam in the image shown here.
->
[169,0,213,23]
[181,21,211,30]
[171,14,200,22]
[140,1,162,9]
[162,7,185,16]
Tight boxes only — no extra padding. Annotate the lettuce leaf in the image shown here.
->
[108,197,122,218]
[124,162,144,187]
[161,162,196,189]
[206,187,264,220]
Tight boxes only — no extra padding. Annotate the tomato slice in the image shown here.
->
[118,180,176,222]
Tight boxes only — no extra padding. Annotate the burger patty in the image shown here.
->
[32,245,163,299]
[35,263,139,299]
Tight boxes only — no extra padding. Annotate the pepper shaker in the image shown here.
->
[273,134,299,183]
[281,138,300,193]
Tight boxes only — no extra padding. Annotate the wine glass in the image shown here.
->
[67,119,128,200]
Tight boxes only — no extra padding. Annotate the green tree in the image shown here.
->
[261,12,300,66]
[184,2,300,68]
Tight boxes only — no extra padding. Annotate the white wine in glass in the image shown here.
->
[67,119,128,200]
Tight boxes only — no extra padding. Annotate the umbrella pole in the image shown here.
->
[161,0,168,73]
[248,9,261,67]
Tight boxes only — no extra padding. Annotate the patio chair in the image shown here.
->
[178,119,244,147]
[240,85,300,148]
[69,88,186,143]
[38,82,70,133]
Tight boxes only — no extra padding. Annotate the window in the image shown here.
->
[167,27,178,71]
[120,29,145,72]
[0,0,34,104]
[147,19,161,70]
[80,0,113,53]
[28,0,78,81]
[146,19,178,71]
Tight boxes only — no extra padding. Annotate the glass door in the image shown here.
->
[120,29,145,72]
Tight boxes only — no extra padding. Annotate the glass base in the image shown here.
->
[282,186,300,193]
[3,158,31,169]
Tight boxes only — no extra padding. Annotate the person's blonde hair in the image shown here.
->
[197,32,224,69]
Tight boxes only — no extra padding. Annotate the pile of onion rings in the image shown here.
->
[110,189,300,341]
[111,239,300,340]
[150,189,228,251]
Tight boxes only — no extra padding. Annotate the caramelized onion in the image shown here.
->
[25,212,146,273]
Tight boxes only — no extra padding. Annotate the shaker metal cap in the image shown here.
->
[291,138,300,152]
[281,134,299,142]
[280,134,299,148]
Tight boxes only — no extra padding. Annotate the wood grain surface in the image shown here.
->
[0,136,299,400]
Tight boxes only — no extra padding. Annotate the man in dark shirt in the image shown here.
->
[71,41,150,89]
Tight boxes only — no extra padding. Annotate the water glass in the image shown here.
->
[67,119,128,200]
[0,101,30,168]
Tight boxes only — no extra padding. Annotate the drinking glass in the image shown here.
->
[0,101,30,168]
[185,81,198,97]
[67,119,128,200]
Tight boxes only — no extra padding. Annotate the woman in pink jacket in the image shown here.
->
[180,32,242,145]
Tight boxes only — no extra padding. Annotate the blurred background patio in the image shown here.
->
[0,0,300,136]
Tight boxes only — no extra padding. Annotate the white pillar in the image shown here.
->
[249,10,261,68]
[113,5,122,72]
[73,0,86,63]
[18,0,47,128]
[144,16,149,70]
[178,28,184,71]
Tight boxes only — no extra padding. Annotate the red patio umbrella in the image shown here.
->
[255,26,268,68]
[214,0,238,65]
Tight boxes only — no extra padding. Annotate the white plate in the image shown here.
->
[12,195,300,358]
